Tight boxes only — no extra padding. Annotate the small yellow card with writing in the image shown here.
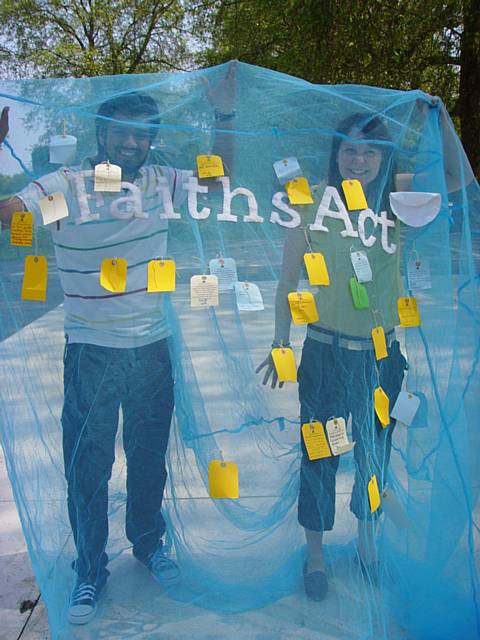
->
[11,211,33,247]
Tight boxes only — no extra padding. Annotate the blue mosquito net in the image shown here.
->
[0,61,478,640]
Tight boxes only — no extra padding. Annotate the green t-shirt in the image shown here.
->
[301,183,402,338]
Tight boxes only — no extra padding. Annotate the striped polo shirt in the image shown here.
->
[19,160,191,348]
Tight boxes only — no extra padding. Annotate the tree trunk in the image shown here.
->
[459,0,480,177]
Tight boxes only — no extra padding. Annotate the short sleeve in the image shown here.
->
[17,169,71,226]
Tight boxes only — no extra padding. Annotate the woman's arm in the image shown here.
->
[256,225,308,388]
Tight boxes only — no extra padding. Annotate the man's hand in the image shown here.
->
[256,352,284,389]
[0,107,9,145]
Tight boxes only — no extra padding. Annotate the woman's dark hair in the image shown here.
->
[328,112,395,210]
[95,91,161,152]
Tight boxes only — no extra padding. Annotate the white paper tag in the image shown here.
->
[209,258,238,292]
[234,282,264,311]
[273,157,302,185]
[325,417,355,456]
[190,274,219,308]
[391,391,420,426]
[350,250,373,283]
[381,487,410,529]
[94,162,122,192]
[38,192,69,225]
[407,258,432,291]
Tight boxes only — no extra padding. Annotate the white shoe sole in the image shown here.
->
[68,605,96,625]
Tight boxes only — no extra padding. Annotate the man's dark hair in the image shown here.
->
[95,91,161,152]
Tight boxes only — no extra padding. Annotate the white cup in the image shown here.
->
[49,134,77,165]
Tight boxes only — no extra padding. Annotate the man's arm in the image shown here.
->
[0,107,26,226]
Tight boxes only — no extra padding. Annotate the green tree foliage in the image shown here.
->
[196,0,480,176]
[0,0,195,77]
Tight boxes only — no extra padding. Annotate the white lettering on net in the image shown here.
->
[110,181,147,220]
[184,177,211,220]
[357,208,378,248]
[216,176,263,223]
[270,192,301,228]
[72,170,100,225]
[156,176,181,220]
[309,186,358,238]
[378,211,397,254]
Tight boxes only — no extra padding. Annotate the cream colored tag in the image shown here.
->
[301,421,331,460]
[271,347,297,382]
[38,192,69,225]
[304,252,330,286]
[21,256,48,301]
[288,291,319,325]
[147,259,176,292]
[191,274,219,307]
[325,417,355,456]
[11,211,33,246]
[94,161,122,192]
[208,460,239,499]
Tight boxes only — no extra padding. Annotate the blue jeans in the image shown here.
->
[297,334,407,531]
[62,339,174,588]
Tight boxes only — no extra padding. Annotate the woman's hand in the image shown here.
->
[256,352,284,389]
[0,107,9,145]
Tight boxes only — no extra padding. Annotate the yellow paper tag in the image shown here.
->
[208,460,239,499]
[397,296,421,327]
[147,259,176,292]
[271,347,297,382]
[341,179,368,210]
[304,253,330,286]
[374,386,390,428]
[100,258,127,292]
[11,211,33,247]
[368,474,381,513]
[288,291,319,325]
[196,154,225,179]
[301,421,331,460]
[371,326,388,360]
[21,256,47,301]
[285,177,314,205]
[94,162,122,192]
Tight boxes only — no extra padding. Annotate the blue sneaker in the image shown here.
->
[136,549,181,588]
[68,582,98,625]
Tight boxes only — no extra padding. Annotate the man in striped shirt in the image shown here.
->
[0,79,235,625]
